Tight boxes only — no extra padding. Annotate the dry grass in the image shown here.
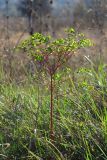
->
[0,17,107,82]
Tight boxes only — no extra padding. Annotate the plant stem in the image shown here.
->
[50,74,54,141]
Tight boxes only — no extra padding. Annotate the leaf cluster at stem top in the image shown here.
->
[18,28,92,74]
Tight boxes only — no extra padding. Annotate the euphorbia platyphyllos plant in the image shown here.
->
[18,28,92,141]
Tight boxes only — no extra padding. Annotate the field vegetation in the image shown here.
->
[0,28,107,160]
[0,0,107,160]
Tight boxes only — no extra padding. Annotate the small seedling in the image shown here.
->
[18,28,92,141]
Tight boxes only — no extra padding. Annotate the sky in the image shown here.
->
[0,0,79,15]
[0,0,79,8]
[0,0,92,16]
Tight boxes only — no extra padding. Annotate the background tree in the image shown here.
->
[17,0,53,33]
[18,0,52,16]
[91,0,107,33]
[73,0,107,32]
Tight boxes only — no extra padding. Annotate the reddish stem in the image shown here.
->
[50,74,54,141]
